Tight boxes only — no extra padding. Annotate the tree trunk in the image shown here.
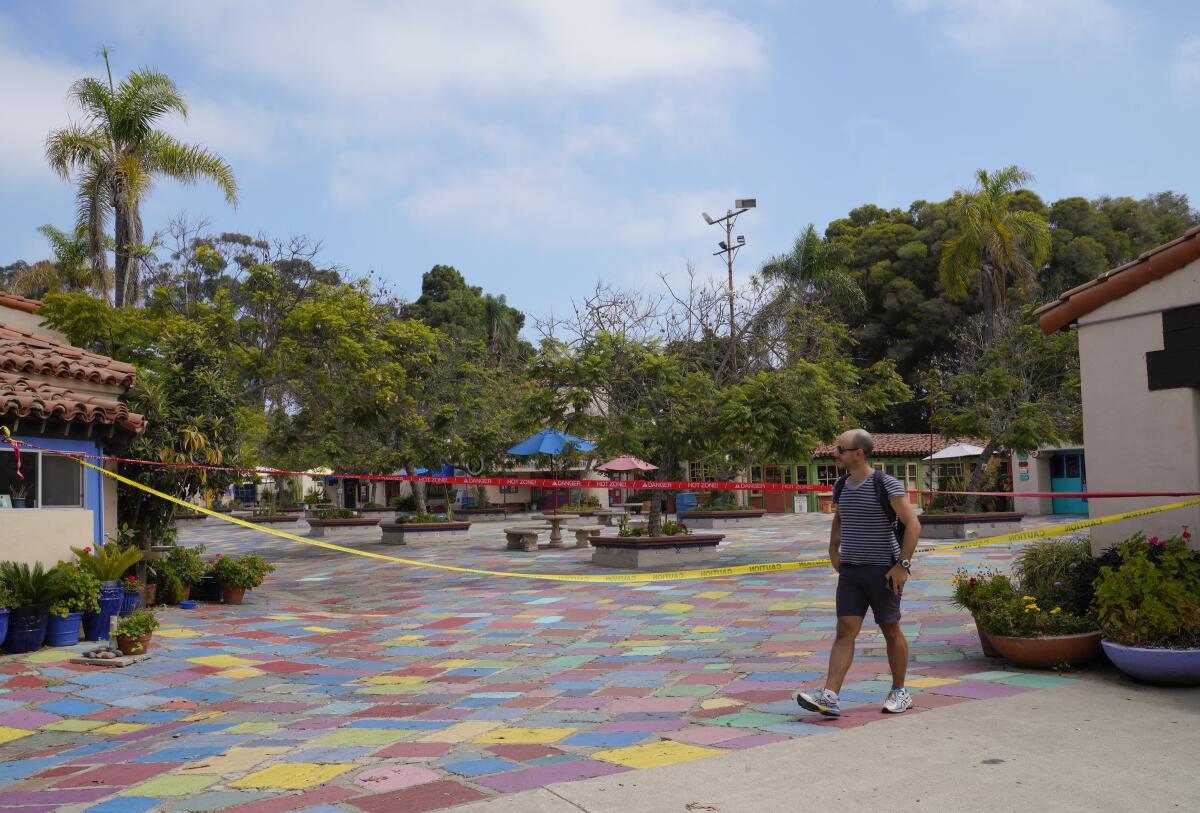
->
[980,261,997,346]
[959,439,998,513]
[414,481,427,515]
[113,195,131,308]
[444,481,454,521]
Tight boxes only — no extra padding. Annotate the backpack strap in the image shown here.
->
[832,474,848,506]
[872,469,897,524]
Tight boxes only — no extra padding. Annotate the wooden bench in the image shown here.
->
[504,525,551,551]
[568,524,605,546]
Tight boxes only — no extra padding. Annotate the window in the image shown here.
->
[1,449,85,508]
[817,464,839,485]
[796,466,809,485]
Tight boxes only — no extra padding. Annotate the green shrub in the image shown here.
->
[0,561,68,607]
[1015,538,1096,616]
[314,508,358,520]
[391,494,417,511]
[0,577,14,610]
[951,568,1015,615]
[976,592,1098,637]
[209,554,276,589]
[49,563,101,616]
[114,609,159,648]
[1093,533,1200,648]
[71,543,143,582]
[397,513,450,524]
[158,545,207,586]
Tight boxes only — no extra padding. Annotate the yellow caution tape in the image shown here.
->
[78,456,1200,583]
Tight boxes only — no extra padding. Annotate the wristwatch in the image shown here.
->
[898,559,911,572]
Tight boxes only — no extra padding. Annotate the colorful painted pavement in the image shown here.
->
[0,513,1087,813]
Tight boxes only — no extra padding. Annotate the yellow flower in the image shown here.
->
[1022,595,1035,601]
[1025,603,1040,611]
[1050,607,1061,614]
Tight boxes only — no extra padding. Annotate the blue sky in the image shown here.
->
[3,1,1199,322]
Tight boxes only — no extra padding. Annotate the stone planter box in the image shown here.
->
[917,511,1025,539]
[245,514,301,524]
[677,509,766,528]
[357,507,395,516]
[590,533,725,569]
[173,513,207,523]
[1101,640,1200,686]
[380,521,471,545]
[305,517,381,538]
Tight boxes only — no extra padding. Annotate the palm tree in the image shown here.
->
[761,224,866,315]
[9,223,111,300]
[939,166,1051,344]
[45,48,237,307]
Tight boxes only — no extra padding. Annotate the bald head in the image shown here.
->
[835,428,874,460]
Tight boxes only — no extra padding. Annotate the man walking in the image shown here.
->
[795,428,922,716]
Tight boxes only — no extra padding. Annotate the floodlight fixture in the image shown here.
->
[702,212,715,225]
[718,241,728,250]
[735,198,756,209]
[736,235,745,244]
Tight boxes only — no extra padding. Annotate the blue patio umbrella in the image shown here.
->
[507,429,596,512]
[507,428,596,456]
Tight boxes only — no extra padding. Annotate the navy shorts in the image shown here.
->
[836,563,902,624]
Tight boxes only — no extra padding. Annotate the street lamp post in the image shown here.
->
[702,199,756,380]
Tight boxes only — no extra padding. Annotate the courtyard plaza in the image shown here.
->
[0,511,1097,813]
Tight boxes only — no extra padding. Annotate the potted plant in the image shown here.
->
[208,553,275,605]
[1093,532,1200,685]
[954,538,1101,667]
[10,483,28,508]
[46,563,101,647]
[119,574,142,616]
[71,542,143,641]
[157,544,207,605]
[0,578,14,644]
[0,562,67,653]
[113,609,159,655]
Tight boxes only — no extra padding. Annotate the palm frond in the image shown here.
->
[68,77,115,125]
[143,134,238,205]
[44,124,107,179]
[8,260,61,297]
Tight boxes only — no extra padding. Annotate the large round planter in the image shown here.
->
[3,604,50,653]
[973,616,1000,658]
[83,580,123,641]
[0,608,8,644]
[116,633,152,656]
[46,611,83,647]
[222,585,246,605]
[1101,640,1200,686]
[988,631,1103,668]
[119,591,141,616]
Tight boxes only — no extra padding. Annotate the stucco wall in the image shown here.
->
[0,508,95,566]
[1012,452,1054,516]
[1076,258,1200,551]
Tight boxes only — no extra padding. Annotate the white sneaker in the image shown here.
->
[882,688,913,713]
[794,687,841,717]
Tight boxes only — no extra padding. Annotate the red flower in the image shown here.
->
[83,546,92,554]
[215,553,222,558]
[1184,530,1192,540]
[968,577,977,586]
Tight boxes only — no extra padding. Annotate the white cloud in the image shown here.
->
[1171,36,1200,93]
[0,25,88,182]
[98,0,765,110]
[896,0,1125,55]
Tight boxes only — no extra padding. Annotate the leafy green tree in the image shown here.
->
[45,49,237,306]
[939,166,1052,344]
[760,224,866,317]
[404,265,530,364]
[928,309,1082,511]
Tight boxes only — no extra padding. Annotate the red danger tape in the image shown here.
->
[4,435,1198,499]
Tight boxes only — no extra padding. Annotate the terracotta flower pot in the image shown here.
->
[144,583,157,607]
[116,633,151,656]
[988,631,1103,669]
[222,585,246,605]
[181,583,192,602]
[973,616,1001,658]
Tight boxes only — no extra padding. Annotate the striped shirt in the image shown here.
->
[834,471,906,566]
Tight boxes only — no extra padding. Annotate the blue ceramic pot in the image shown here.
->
[119,590,140,616]
[1101,639,1200,686]
[3,604,49,653]
[0,608,9,644]
[83,580,124,641]
[46,611,83,647]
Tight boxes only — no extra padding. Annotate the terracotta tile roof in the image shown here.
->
[0,324,136,388]
[811,434,987,458]
[0,370,146,436]
[0,291,42,314]
[1035,225,1200,334]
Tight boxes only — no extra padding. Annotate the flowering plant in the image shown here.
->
[1093,532,1200,649]
[121,575,140,592]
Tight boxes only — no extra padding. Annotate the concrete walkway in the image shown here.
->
[453,669,1200,812]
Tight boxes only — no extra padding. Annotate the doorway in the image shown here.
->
[1050,452,1087,514]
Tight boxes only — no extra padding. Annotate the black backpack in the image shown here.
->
[832,469,905,548]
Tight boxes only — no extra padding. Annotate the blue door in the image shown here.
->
[1050,452,1087,514]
